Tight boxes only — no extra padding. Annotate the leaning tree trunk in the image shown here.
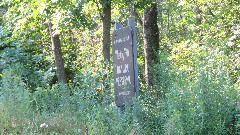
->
[48,22,67,83]
[143,3,159,88]
[102,0,111,61]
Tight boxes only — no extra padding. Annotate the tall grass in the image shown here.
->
[0,64,135,134]
[0,59,239,134]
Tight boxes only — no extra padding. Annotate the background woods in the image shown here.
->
[0,0,239,134]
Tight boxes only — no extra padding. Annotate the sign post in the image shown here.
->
[112,18,139,114]
[128,17,139,99]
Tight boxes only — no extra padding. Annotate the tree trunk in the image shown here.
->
[102,0,111,61]
[143,3,159,88]
[48,22,67,83]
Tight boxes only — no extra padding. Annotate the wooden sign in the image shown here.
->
[112,26,135,107]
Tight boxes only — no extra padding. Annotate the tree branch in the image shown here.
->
[94,0,103,20]
[133,10,143,26]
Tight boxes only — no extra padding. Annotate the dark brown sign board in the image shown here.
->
[112,26,135,107]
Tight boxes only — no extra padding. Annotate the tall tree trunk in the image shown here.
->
[48,22,67,83]
[102,0,111,61]
[143,3,159,88]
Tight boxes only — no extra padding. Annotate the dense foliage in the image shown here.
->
[0,0,239,134]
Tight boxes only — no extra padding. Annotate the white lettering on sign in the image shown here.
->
[123,64,129,73]
[115,50,124,61]
[117,64,129,74]
[113,36,130,45]
[114,48,130,61]
[117,65,122,74]
[119,91,130,96]
[115,75,131,86]
[124,48,129,57]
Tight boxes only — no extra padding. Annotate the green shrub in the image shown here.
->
[0,52,238,134]
[0,63,138,134]
[0,63,31,134]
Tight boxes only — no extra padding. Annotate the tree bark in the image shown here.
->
[102,0,111,61]
[143,3,159,88]
[48,22,67,83]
